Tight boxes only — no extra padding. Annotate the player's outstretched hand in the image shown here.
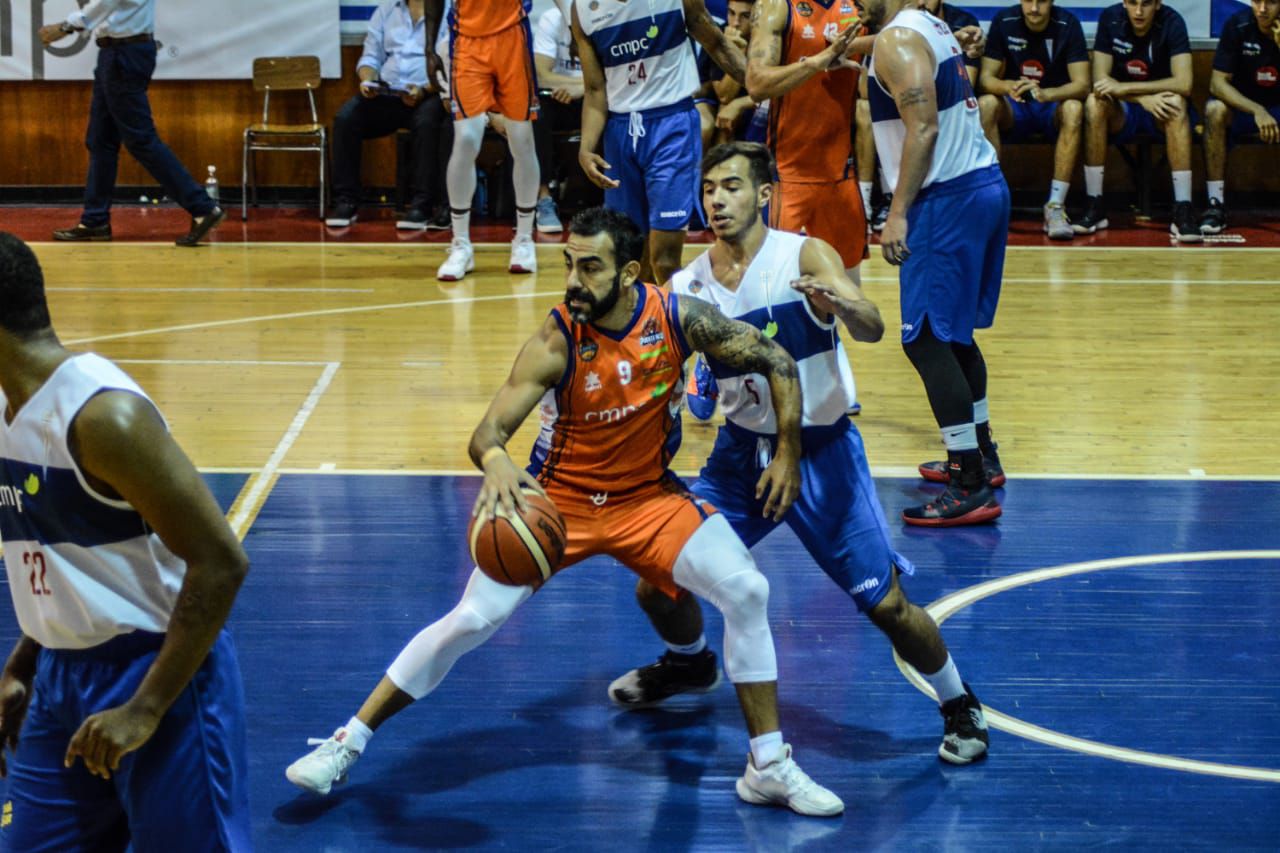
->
[756,449,800,522]
[64,702,162,780]
[580,151,620,189]
[881,214,910,265]
[790,275,843,317]
[954,25,986,60]
[474,452,546,520]
[821,24,861,70]
[0,673,31,777]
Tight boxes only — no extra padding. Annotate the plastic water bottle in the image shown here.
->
[205,165,219,204]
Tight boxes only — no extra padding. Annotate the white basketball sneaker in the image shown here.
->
[735,744,844,817]
[437,238,475,281]
[509,235,537,274]
[285,728,363,796]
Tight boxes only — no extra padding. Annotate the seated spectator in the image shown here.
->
[977,0,1089,240]
[858,0,982,229]
[1200,0,1280,234]
[711,0,762,144]
[327,0,452,231]
[531,2,584,233]
[1079,0,1199,242]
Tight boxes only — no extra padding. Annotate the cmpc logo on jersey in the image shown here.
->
[578,339,599,362]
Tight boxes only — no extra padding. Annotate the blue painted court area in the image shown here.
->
[4,474,1279,850]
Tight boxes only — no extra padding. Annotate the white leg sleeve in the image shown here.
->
[446,116,487,210]
[385,568,533,700]
[672,514,778,683]
[502,119,540,210]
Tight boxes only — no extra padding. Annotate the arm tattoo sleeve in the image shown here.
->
[683,298,799,379]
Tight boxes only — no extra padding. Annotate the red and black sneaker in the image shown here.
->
[918,456,1005,488]
[902,483,1002,527]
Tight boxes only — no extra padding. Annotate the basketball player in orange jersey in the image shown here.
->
[425,0,543,281]
[286,207,847,817]
[745,0,867,280]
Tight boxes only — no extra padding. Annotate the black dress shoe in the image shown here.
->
[53,223,112,242]
[175,206,225,247]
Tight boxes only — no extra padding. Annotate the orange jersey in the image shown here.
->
[449,0,528,37]
[529,283,693,497]
[768,0,864,182]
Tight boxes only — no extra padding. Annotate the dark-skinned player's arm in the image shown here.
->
[678,295,803,521]
[572,5,621,189]
[685,0,748,84]
[0,635,40,777]
[468,315,567,519]
[61,392,249,781]
[423,0,446,92]
[873,26,939,266]
[791,237,885,342]
[745,0,858,101]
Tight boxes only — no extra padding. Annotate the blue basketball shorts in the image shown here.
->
[1002,96,1060,141]
[1111,98,1202,144]
[603,99,702,232]
[899,165,1009,345]
[1227,103,1280,143]
[1,631,251,853]
[691,418,914,611]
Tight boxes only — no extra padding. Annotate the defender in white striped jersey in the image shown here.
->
[0,233,251,851]
[609,143,990,769]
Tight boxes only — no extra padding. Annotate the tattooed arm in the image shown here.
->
[680,295,803,520]
[744,0,858,102]
[685,0,747,84]
[871,27,939,266]
[62,391,249,779]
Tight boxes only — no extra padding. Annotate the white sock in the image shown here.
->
[1048,180,1069,206]
[1084,166,1104,198]
[1172,170,1192,203]
[859,180,873,212]
[923,655,966,704]
[341,716,374,753]
[666,635,707,655]
[749,730,784,767]
[973,397,989,425]
[940,422,978,452]
[450,209,472,244]
[1207,180,1224,205]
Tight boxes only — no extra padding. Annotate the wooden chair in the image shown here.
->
[242,56,326,220]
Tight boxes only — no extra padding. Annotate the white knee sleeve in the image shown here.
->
[672,515,778,683]
[502,120,540,210]
[385,568,532,699]
[446,116,487,210]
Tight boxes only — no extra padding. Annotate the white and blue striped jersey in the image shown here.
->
[576,0,700,114]
[867,9,996,190]
[0,354,186,650]
[671,230,857,434]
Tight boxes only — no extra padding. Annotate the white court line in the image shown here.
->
[226,362,340,539]
[897,550,1280,783]
[860,276,1280,285]
[63,290,563,346]
[47,287,373,294]
[117,358,335,367]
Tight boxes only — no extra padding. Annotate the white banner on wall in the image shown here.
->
[0,0,342,81]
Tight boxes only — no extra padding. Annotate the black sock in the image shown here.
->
[949,449,985,491]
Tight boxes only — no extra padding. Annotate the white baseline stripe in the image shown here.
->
[48,287,373,294]
[226,362,340,538]
[117,358,334,367]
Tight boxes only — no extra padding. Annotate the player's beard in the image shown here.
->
[566,272,624,324]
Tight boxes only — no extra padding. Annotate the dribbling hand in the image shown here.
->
[474,452,546,521]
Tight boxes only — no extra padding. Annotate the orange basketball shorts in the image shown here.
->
[769,177,869,269]
[450,22,540,121]
[545,475,717,598]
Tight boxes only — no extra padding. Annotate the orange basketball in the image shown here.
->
[467,489,567,587]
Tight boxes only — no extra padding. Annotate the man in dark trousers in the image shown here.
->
[40,0,224,247]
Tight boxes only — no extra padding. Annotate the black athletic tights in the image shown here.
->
[901,316,988,428]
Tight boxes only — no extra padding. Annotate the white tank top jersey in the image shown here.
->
[576,0,700,114]
[670,230,858,434]
[867,9,997,190]
[0,354,186,650]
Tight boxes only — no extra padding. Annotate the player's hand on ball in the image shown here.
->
[65,702,162,780]
[0,673,31,777]
[756,448,801,521]
[474,452,546,521]
[580,151,620,189]
[881,214,910,265]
